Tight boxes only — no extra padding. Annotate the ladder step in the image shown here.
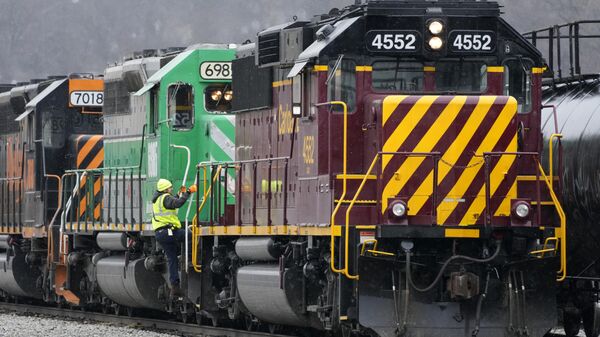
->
[517,175,559,181]
[335,174,377,180]
[335,199,377,205]
[531,201,555,206]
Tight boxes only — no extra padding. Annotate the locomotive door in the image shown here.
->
[167,83,194,189]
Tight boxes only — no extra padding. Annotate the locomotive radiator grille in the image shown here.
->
[380,95,518,226]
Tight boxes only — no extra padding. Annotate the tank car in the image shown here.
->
[191,1,566,336]
[528,20,600,337]
[57,44,236,317]
[0,75,103,304]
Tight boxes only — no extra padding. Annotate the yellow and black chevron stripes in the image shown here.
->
[435,101,517,225]
[380,95,518,226]
[382,96,467,212]
[76,135,103,221]
[77,135,103,169]
[382,95,436,170]
[405,97,497,216]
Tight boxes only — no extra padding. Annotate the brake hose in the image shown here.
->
[405,240,502,293]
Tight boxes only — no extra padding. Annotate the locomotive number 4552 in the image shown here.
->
[366,30,421,52]
[449,30,496,52]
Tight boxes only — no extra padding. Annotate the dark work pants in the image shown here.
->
[155,228,187,285]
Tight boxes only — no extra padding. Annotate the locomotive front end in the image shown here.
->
[338,2,564,336]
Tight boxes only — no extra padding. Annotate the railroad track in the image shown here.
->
[0,302,293,337]
[0,301,576,337]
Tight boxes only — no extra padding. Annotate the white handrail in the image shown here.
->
[171,144,192,272]
[60,171,86,261]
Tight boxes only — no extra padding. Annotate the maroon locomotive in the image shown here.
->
[192,1,567,337]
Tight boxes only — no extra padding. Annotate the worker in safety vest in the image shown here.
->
[152,178,197,298]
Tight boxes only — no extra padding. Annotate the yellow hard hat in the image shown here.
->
[156,179,172,192]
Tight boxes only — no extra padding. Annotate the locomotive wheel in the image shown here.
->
[182,312,195,324]
[583,303,600,337]
[195,313,204,326]
[114,304,123,316]
[244,315,257,331]
[564,307,583,337]
[268,324,281,334]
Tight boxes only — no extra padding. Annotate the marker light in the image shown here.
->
[210,90,222,101]
[428,20,444,34]
[224,90,233,101]
[390,201,407,218]
[429,37,443,50]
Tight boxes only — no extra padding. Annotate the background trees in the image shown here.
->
[0,0,598,83]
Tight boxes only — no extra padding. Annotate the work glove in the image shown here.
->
[187,184,198,194]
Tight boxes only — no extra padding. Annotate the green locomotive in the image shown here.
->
[57,44,236,314]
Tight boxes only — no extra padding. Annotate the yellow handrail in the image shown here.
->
[536,161,567,281]
[329,101,348,276]
[548,133,563,189]
[360,239,379,256]
[341,154,381,280]
[360,238,395,257]
[191,165,223,273]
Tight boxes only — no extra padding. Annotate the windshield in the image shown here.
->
[435,61,487,92]
[371,60,488,93]
[372,61,424,92]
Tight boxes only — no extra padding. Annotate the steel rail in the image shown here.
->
[0,302,293,337]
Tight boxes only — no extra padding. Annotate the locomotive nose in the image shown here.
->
[377,94,518,226]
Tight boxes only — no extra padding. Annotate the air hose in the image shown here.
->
[404,240,502,293]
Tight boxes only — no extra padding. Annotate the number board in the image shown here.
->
[200,62,232,80]
[448,30,496,53]
[366,30,421,52]
[69,91,103,107]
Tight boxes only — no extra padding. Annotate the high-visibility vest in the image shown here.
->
[152,194,182,230]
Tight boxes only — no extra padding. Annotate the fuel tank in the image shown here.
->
[95,255,164,310]
[542,78,600,276]
[236,264,320,328]
[0,251,41,298]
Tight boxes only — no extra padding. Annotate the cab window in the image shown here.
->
[149,88,159,134]
[205,84,233,114]
[327,59,356,112]
[372,61,424,92]
[168,83,194,130]
[435,61,488,92]
[503,59,533,113]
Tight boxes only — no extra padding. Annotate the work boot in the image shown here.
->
[170,283,184,299]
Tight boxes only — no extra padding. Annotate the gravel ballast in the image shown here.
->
[0,311,180,337]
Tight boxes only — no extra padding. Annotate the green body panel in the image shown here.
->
[140,47,236,225]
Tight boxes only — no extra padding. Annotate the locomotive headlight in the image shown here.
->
[224,90,233,101]
[428,37,443,50]
[210,90,223,101]
[428,20,444,35]
[390,201,408,218]
[513,202,531,219]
